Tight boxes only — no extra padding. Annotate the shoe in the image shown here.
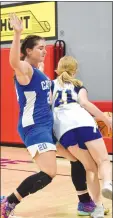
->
[77,200,109,216]
[1,197,15,218]
[90,205,104,218]
[77,200,96,216]
[0,196,6,202]
[102,183,112,200]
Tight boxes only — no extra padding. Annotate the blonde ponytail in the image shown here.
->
[56,56,83,87]
[58,71,83,87]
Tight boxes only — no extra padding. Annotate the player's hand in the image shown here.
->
[107,116,112,133]
[9,13,23,33]
[104,116,112,135]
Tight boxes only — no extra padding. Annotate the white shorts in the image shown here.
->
[53,103,97,141]
[27,142,57,158]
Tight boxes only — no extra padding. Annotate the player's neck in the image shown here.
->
[25,57,39,68]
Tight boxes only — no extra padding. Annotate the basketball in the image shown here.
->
[96,112,112,137]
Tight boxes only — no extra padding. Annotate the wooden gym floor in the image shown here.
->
[1,146,112,218]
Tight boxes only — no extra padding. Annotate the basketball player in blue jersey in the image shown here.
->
[52,56,112,218]
[1,13,57,218]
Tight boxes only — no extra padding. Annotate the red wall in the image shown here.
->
[1,47,54,144]
[0,48,112,154]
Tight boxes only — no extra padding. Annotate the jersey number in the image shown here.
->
[54,90,77,107]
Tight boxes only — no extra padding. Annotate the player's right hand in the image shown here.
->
[104,116,112,135]
[9,13,23,33]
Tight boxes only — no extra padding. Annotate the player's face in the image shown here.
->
[28,39,47,63]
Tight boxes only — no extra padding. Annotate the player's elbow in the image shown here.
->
[80,100,89,108]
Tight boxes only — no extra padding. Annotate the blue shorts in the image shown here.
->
[24,127,54,147]
[60,127,102,149]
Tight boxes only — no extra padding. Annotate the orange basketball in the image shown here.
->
[96,112,112,137]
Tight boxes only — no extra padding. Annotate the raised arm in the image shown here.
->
[9,14,32,84]
[78,88,112,132]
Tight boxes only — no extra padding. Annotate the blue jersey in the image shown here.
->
[15,67,53,137]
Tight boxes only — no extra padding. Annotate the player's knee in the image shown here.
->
[47,169,56,178]
[30,171,53,194]
[42,166,57,178]
[85,163,97,173]
[96,157,109,168]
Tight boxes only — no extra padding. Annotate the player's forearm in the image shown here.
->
[9,32,21,69]
[82,101,108,123]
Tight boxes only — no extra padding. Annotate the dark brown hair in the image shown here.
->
[20,35,44,60]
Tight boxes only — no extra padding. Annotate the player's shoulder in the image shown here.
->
[51,79,59,92]
[52,79,58,84]
[74,85,87,94]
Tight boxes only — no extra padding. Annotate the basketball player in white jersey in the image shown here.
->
[52,56,112,218]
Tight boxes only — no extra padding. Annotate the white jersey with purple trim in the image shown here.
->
[51,79,97,141]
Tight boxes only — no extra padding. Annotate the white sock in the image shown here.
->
[95,202,103,207]
[103,181,112,188]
